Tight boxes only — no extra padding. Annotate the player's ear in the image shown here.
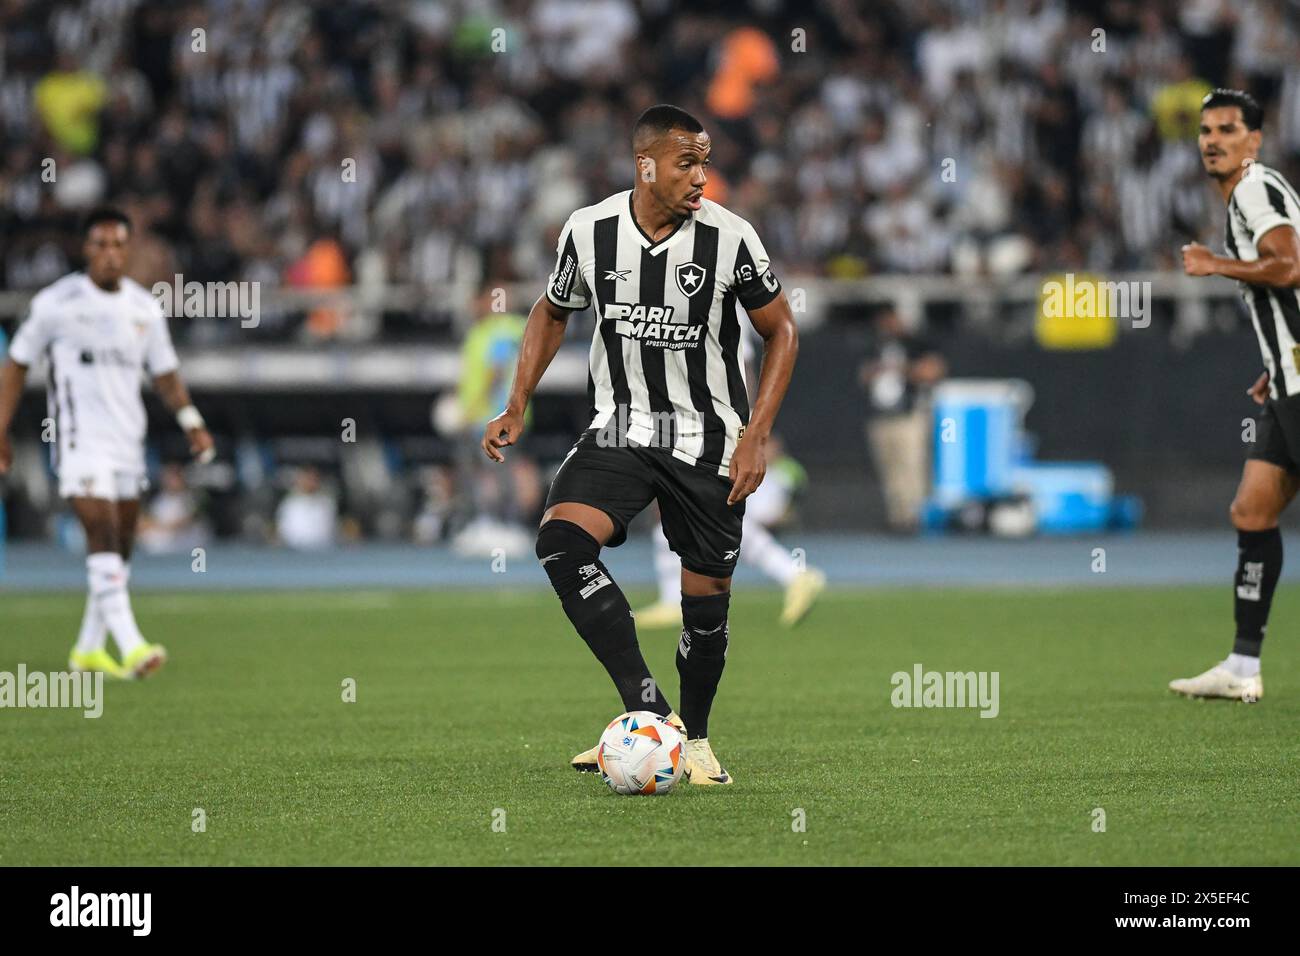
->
[638,155,657,183]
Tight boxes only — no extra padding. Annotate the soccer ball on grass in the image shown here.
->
[595,711,685,795]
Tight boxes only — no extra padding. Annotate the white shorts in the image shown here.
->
[58,457,149,501]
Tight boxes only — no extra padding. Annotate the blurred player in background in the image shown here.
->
[0,207,213,678]
[638,308,823,627]
[274,465,339,551]
[637,432,825,629]
[859,306,946,534]
[483,105,798,785]
[1175,90,1300,701]
[450,283,534,557]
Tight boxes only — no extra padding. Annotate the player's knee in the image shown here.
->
[680,592,731,657]
[1230,496,1277,531]
[536,520,632,653]
[681,569,731,596]
[536,519,601,593]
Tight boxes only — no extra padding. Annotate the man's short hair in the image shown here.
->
[632,104,704,150]
[1201,89,1263,131]
[82,206,132,236]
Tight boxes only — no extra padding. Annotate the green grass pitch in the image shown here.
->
[1,585,1296,866]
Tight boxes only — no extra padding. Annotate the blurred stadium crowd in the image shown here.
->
[2,0,1299,345]
[3,0,1300,548]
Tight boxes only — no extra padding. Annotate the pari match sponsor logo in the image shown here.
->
[604,302,704,347]
[602,261,711,348]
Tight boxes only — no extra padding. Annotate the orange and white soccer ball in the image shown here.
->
[596,711,686,795]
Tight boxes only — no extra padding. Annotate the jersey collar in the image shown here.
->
[626,191,694,254]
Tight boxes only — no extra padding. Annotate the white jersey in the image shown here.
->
[1223,164,1300,399]
[8,272,179,472]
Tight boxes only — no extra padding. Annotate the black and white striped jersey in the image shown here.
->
[1224,163,1300,399]
[545,190,782,477]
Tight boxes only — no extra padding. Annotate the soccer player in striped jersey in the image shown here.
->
[482,104,799,783]
[0,208,214,679]
[1175,89,1300,701]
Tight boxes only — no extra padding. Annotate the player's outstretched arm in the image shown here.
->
[153,370,215,463]
[0,358,29,474]
[729,291,798,505]
[481,294,572,463]
[1183,226,1300,288]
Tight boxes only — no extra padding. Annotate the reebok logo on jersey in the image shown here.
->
[604,302,703,348]
[539,552,565,566]
[604,269,630,281]
[723,548,740,560]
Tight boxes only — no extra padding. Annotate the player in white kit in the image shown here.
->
[0,208,214,678]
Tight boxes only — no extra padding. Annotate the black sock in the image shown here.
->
[536,520,672,717]
[675,592,730,739]
[1234,527,1282,657]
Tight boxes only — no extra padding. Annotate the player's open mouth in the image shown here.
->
[686,193,702,210]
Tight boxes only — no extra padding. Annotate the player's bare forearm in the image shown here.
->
[153,369,214,460]
[724,293,796,504]
[743,293,799,440]
[0,358,27,471]
[1184,228,1300,287]
[505,295,571,414]
[151,370,193,413]
[1200,252,1299,286]
[482,295,571,462]
[0,358,28,435]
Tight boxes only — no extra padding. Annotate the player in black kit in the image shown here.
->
[482,105,798,783]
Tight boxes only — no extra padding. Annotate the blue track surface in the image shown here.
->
[0,531,1276,593]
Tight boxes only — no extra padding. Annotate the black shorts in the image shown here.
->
[1250,396,1300,473]
[544,429,745,578]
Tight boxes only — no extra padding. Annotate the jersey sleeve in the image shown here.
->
[545,216,591,311]
[731,219,782,310]
[1234,172,1294,245]
[144,304,180,376]
[6,295,57,366]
